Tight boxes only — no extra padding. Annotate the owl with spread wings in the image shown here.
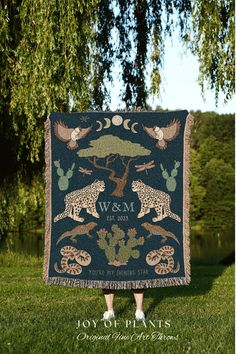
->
[54,121,92,150]
[142,119,181,150]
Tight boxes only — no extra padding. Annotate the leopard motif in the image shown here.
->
[131,180,181,223]
[54,180,105,223]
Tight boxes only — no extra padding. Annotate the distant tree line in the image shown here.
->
[190,111,234,229]
[0,110,234,235]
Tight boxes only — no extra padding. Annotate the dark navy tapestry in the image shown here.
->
[43,111,194,289]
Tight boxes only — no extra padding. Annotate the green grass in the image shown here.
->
[0,252,234,354]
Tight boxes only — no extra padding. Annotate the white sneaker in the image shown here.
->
[101,310,115,320]
[135,309,145,321]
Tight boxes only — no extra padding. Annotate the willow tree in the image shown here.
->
[0,0,234,233]
[93,0,234,108]
[191,0,234,102]
[78,135,151,197]
[1,0,234,163]
[0,0,98,233]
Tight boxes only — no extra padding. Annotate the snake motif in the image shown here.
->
[54,246,91,275]
[146,245,180,274]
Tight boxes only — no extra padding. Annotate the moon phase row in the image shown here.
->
[96,115,138,133]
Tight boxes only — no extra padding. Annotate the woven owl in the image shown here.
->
[54,121,92,150]
[142,119,181,149]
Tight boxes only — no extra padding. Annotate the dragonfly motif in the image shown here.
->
[78,166,93,176]
[135,160,155,175]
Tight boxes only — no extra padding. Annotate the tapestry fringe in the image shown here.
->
[44,274,191,290]
[43,116,52,284]
[182,113,195,286]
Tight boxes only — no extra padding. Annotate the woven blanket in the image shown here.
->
[43,110,194,289]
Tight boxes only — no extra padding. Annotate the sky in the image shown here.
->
[109,31,235,114]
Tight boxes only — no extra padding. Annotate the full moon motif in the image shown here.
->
[112,115,123,126]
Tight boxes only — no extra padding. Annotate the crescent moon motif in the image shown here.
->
[131,122,138,134]
[96,121,103,132]
[123,119,131,130]
[104,118,111,129]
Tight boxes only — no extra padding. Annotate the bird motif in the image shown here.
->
[142,119,181,149]
[54,120,92,150]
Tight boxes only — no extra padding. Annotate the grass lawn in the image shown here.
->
[0,252,234,354]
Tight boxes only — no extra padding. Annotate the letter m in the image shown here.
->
[123,202,135,212]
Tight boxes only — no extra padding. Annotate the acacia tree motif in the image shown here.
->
[78,135,151,197]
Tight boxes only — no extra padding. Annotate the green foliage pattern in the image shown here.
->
[97,225,145,264]
[190,111,234,228]
[0,0,98,235]
[78,135,151,158]
[191,0,234,102]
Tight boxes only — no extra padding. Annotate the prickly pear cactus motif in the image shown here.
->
[160,161,181,192]
[96,225,145,266]
[54,160,75,191]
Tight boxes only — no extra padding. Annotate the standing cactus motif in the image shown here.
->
[54,160,75,191]
[160,161,181,192]
[97,225,144,266]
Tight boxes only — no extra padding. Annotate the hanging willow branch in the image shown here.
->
[92,0,190,108]
[0,0,234,164]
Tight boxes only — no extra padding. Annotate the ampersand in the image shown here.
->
[112,203,121,212]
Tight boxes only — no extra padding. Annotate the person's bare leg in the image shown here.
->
[104,293,115,311]
[102,289,116,311]
[133,290,144,311]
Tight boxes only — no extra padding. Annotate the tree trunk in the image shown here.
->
[88,156,139,197]
[110,178,127,197]
[109,156,138,197]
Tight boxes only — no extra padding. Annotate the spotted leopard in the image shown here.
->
[131,180,181,222]
[54,180,105,223]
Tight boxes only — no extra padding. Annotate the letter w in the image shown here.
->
[98,202,111,212]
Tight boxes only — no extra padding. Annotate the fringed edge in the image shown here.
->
[182,113,195,286]
[44,274,191,290]
[49,107,188,113]
[43,111,194,289]
[43,115,52,284]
